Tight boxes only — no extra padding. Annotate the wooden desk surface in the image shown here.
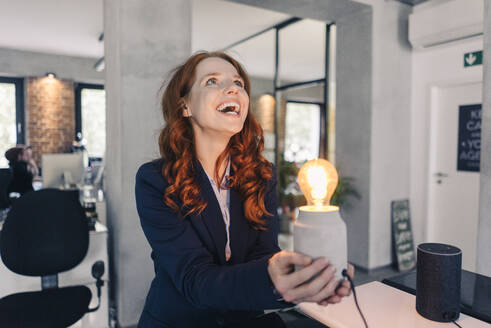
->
[298,281,491,328]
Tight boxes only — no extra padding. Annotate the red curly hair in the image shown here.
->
[159,51,273,229]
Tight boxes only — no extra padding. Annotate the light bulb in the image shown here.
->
[297,158,338,210]
[294,158,347,282]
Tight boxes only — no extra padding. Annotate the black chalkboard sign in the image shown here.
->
[457,104,481,172]
[391,200,415,271]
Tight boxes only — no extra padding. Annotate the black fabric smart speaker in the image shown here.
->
[416,243,462,322]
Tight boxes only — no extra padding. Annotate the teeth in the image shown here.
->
[216,102,240,114]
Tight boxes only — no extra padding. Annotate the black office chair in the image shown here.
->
[0,189,105,328]
[0,168,13,210]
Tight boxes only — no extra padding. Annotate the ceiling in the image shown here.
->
[395,0,428,5]
[191,0,290,52]
[223,18,328,81]
[0,0,103,58]
[0,0,437,81]
[192,0,329,81]
[0,0,330,80]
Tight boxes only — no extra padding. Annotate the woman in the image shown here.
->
[4,146,34,196]
[135,52,353,328]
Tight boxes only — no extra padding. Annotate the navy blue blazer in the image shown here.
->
[135,159,290,328]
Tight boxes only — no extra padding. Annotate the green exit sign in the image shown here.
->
[464,50,482,67]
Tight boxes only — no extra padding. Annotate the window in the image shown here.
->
[75,83,106,159]
[284,101,321,163]
[0,77,24,168]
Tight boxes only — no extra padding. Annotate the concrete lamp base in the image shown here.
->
[294,206,348,282]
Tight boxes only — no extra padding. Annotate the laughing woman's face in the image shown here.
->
[183,57,249,138]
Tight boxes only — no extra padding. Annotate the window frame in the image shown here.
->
[74,82,105,139]
[285,99,325,159]
[0,76,25,145]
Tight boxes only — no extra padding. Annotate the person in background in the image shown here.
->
[71,132,89,167]
[21,145,40,181]
[4,146,34,196]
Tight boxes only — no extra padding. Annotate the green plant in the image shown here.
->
[278,155,304,209]
[331,176,361,208]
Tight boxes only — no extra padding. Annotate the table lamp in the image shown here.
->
[293,158,347,282]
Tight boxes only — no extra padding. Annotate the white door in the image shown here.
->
[427,82,482,272]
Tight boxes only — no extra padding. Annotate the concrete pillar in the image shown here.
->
[104,0,191,326]
[335,7,372,269]
[477,0,491,276]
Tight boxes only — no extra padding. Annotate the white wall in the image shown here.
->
[410,36,483,249]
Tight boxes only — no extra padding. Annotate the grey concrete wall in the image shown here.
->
[104,0,191,326]
[0,47,103,83]
[477,0,491,276]
[231,0,368,23]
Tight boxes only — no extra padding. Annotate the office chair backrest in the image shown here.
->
[0,189,89,276]
[0,168,13,209]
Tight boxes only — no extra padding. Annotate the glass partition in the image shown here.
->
[227,30,276,163]
[81,88,106,159]
[75,84,106,160]
[284,101,321,163]
[278,19,326,86]
[222,16,334,173]
[0,77,24,168]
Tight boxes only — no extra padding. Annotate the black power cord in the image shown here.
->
[443,311,463,327]
[340,270,465,328]
[342,269,369,328]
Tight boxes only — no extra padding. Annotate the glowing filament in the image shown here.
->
[298,158,338,210]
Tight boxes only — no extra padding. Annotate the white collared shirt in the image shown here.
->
[205,160,231,261]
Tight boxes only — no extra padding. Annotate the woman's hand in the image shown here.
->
[267,250,339,304]
[318,263,355,306]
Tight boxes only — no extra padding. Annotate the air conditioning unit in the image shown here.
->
[409,0,483,49]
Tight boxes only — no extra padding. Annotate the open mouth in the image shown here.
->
[216,102,240,115]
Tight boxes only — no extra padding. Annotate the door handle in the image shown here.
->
[433,172,448,184]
